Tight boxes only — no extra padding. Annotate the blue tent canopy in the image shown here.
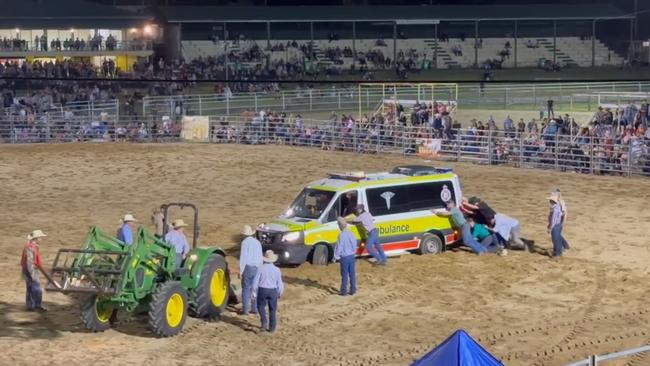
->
[412,329,504,366]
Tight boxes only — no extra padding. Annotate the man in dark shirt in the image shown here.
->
[463,196,496,227]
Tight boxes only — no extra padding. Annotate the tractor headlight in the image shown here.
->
[281,231,302,243]
[189,254,198,261]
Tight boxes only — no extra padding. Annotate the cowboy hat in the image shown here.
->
[263,249,278,263]
[123,214,137,223]
[28,230,47,240]
[547,192,560,203]
[241,225,255,236]
[172,219,188,229]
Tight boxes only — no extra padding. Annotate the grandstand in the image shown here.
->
[166,4,635,71]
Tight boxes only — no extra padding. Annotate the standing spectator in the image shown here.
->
[21,230,48,312]
[239,225,263,315]
[547,192,566,258]
[334,217,358,296]
[252,250,284,333]
[547,99,555,118]
[151,206,165,239]
[350,204,386,265]
[117,214,137,245]
[164,219,190,268]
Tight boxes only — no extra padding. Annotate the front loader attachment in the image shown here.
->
[46,226,130,295]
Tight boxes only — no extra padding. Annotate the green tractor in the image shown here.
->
[45,203,232,337]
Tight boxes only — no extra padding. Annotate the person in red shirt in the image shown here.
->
[20,230,47,312]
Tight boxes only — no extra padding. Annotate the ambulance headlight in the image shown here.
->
[281,231,303,243]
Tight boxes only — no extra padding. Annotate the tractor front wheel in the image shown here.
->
[80,295,113,332]
[148,281,188,337]
[190,254,229,320]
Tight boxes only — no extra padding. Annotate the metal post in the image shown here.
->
[591,20,596,67]
[223,22,229,82]
[456,130,461,162]
[226,95,230,115]
[588,354,598,366]
[553,20,557,65]
[589,136,594,175]
[199,98,202,115]
[627,138,632,177]
[254,94,258,113]
[352,22,356,68]
[309,89,313,111]
[266,21,271,50]
[282,92,286,110]
[487,129,492,164]
[338,92,341,109]
[474,21,479,67]
[505,88,509,109]
[434,23,438,69]
[393,21,397,68]
[554,133,559,170]
[514,20,518,68]
[533,85,537,107]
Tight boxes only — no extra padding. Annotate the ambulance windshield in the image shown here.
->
[284,188,335,219]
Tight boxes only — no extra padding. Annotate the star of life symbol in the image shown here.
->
[380,191,395,210]
[441,185,452,202]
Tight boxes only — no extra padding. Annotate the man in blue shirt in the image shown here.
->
[116,214,137,245]
[239,225,263,315]
[252,250,284,333]
[164,219,190,268]
[334,217,358,296]
[548,193,566,259]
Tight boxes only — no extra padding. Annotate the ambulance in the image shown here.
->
[256,166,462,265]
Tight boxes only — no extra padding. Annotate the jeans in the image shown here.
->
[551,225,565,257]
[460,223,488,254]
[559,224,570,249]
[365,229,386,263]
[256,287,279,332]
[339,255,357,295]
[23,268,42,310]
[241,265,259,314]
[480,234,501,253]
[175,253,183,269]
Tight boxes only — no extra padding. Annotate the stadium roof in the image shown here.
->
[162,4,634,23]
[0,0,152,28]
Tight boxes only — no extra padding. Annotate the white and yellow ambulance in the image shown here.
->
[256,165,462,265]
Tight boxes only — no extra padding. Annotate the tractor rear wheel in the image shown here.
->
[190,254,229,319]
[148,281,188,337]
[80,295,113,332]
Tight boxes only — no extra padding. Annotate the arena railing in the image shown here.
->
[142,81,650,118]
[566,344,650,366]
[0,116,181,144]
[205,116,650,178]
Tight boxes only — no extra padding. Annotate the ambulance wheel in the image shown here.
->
[418,233,443,255]
[80,295,113,332]
[310,244,330,266]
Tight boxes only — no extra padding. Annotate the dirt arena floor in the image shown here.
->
[1,143,650,366]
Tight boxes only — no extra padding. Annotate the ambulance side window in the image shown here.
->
[325,190,358,222]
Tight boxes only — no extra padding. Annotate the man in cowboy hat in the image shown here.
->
[164,219,190,268]
[21,230,48,312]
[252,250,284,333]
[548,192,567,258]
[334,217,358,296]
[349,204,386,265]
[239,225,263,315]
[117,214,137,245]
